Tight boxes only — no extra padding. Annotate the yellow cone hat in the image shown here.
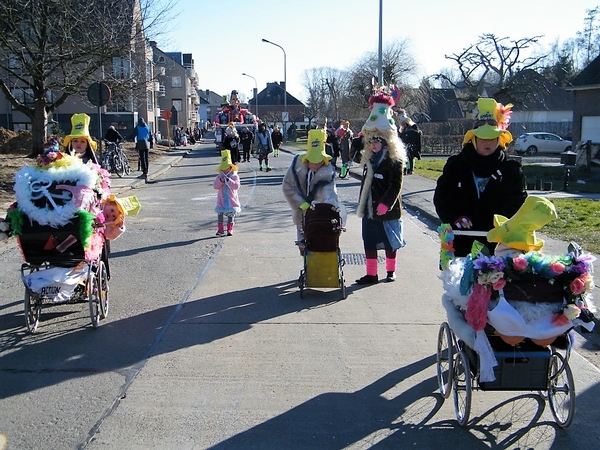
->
[63,113,97,151]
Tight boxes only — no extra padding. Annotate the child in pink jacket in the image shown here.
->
[213,150,241,236]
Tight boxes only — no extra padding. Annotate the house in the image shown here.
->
[150,43,199,139]
[197,90,227,124]
[249,82,305,124]
[566,54,600,145]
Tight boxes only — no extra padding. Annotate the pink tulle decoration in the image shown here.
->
[84,232,104,262]
[465,284,492,332]
[551,313,570,327]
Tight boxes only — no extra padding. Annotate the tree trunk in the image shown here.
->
[30,102,49,156]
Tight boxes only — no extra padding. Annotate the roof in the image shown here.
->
[427,89,464,121]
[251,82,304,106]
[567,54,600,89]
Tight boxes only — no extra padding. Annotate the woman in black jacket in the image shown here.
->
[356,87,406,284]
[434,98,527,257]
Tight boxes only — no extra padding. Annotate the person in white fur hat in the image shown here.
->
[355,85,407,284]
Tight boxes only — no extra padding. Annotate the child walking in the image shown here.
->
[214,150,241,236]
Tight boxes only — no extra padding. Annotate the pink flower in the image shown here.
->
[548,262,565,275]
[570,276,586,295]
[492,279,506,290]
[512,256,528,271]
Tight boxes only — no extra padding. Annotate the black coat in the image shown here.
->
[359,155,403,221]
[433,143,527,256]
[400,125,422,159]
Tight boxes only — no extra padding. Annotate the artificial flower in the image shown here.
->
[570,276,587,295]
[512,256,528,271]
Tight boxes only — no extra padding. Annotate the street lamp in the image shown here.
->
[241,72,258,120]
[261,38,287,138]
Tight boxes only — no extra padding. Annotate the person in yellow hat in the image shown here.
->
[213,150,241,236]
[282,128,343,254]
[434,97,527,256]
[63,113,99,164]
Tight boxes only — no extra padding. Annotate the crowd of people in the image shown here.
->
[3,92,530,292]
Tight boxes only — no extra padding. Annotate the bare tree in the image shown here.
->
[301,67,348,126]
[346,39,417,113]
[576,7,600,67]
[0,0,176,154]
[435,34,546,104]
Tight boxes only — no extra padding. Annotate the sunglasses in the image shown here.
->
[368,137,383,143]
[473,118,498,128]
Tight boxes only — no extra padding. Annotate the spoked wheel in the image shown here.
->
[547,352,575,428]
[122,153,132,175]
[339,253,346,299]
[24,289,42,333]
[436,322,454,398]
[453,350,472,427]
[97,261,109,319]
[299,270,305,298]
[113,153,125,178]
[88,269,101,328]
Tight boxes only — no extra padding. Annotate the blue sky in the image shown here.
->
[156,0,599,102]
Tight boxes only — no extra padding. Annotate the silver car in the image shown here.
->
[514,132,572,155]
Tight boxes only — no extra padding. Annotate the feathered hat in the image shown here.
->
[63,113,97,151]
[361,85,401,143]
[463,98,513,148]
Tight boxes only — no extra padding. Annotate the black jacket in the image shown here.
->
[400,125,422,159]
[433,143,527,256]
[359,155,403,221]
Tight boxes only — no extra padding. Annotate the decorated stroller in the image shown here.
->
[435,196,596,428]
[18,215,109,332]
[298,203,346,299]
[4,151,118,333]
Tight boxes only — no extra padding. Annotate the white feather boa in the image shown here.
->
[14,157,98,228]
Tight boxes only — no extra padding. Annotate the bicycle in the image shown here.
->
[102,141,132,178]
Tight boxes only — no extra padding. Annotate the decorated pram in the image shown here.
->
[435,196,596,428]
[298,203,346,299]
[2,151,136,332]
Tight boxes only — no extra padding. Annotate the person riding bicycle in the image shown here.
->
[104,126,124,145]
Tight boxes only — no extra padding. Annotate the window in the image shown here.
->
[147,90,154,111]
[172,99,182,111]
[171,76,182,88]
[112,57,131,80]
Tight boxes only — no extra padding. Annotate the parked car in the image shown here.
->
[514,132,572,155]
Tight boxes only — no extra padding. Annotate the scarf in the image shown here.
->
[461,143,505,178]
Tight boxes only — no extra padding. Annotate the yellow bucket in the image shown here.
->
[305,251,340,288]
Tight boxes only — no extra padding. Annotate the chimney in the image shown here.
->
[280,81,286,90]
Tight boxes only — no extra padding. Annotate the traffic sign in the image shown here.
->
[161,110,172,120]
[87,82,111,107]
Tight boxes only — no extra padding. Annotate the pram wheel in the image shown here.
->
[299,270,305,299]
[97,261,109,319]
[24,289,41,333]
[453,350,472,427]
[88,267,101,328]
[436,322,454,398]
[547,352,575,428]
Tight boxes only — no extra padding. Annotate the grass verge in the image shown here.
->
[414,158,600,254]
